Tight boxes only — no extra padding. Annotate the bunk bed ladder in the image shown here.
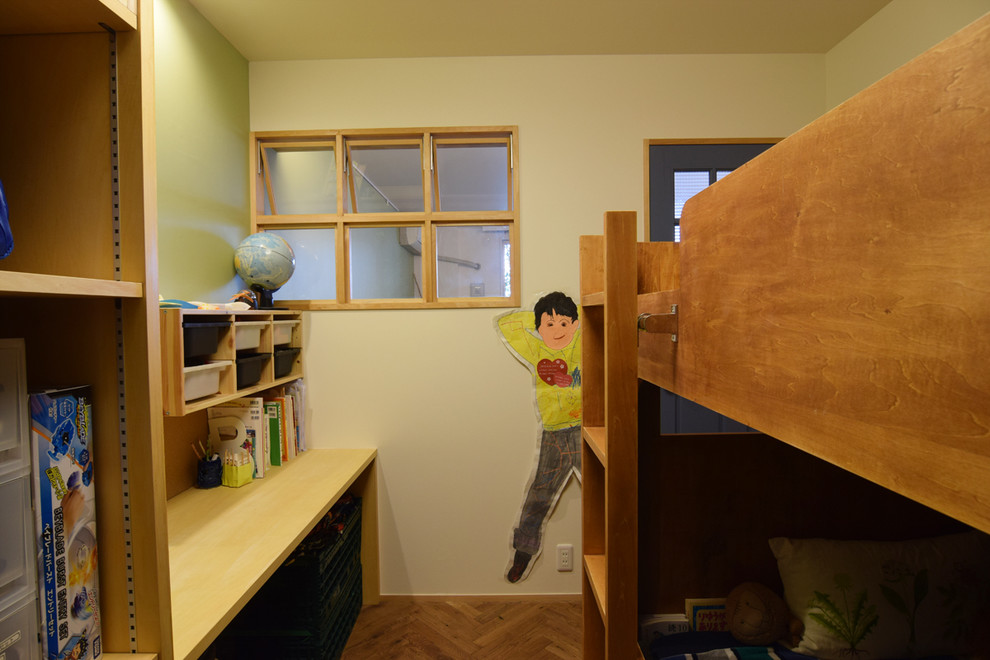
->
[581,211,641,659]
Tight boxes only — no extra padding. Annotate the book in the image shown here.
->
[264,401,283,467]
[685,598,727,632]
[207,397,267,478]
[282,394,296,460]
[286,380,306,453]
[29,385,103,660]
[640,614,690,647]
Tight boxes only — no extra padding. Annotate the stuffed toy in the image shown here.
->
[725,582,803,647]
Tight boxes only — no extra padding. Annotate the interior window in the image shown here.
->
[346,139,424,213]
[260,142,336,215]
[434,224,512,299]
[433,139,511,212]
[251,127,519,310]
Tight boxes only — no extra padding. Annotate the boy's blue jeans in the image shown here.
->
[513,424,581,556]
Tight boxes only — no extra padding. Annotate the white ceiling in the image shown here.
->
[187,0,893,62]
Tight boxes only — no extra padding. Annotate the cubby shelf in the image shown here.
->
[160,308,304,417]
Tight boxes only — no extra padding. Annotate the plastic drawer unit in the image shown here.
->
[182,361,232,402]
[0,339,29,475]
[0,469,34,608]
[234,321,268,351]
[0,591,40,660]
[182,319,231,362]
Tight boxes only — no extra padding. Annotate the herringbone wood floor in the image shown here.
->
[340,597,582,659]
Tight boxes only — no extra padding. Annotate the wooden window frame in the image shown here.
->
[251,127,520,310]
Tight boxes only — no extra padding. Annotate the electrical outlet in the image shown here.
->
[556,544,573,572]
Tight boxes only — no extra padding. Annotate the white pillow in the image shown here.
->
[769,531,990,659]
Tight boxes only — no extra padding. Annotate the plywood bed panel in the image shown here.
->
[638,12,990,534]
[637,434,968,616]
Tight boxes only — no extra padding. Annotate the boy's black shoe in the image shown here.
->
[506,550,532,583]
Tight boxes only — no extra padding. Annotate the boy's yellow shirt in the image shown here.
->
[497,310,581,430]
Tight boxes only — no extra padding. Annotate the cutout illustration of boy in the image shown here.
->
[496,291,581,583]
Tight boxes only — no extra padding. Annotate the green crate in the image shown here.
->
[218,497,364,659]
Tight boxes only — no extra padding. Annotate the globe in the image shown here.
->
[233,232,295,308]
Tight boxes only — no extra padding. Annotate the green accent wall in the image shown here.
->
[155,0,250,303]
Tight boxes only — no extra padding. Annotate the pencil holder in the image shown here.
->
[197,458,222,489]
[222,461,253,488]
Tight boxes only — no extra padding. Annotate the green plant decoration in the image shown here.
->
[808,573,879,657]
[939,561,988,644]
[879,560,928,649]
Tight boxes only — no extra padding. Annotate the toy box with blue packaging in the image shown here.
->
[29,386,102,660]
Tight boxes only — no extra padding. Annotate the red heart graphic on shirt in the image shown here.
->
[537,359,572,387]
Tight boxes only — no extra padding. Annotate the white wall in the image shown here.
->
[250,54,824,595]
[825,0,990,109]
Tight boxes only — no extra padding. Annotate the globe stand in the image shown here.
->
[252,285,285,310]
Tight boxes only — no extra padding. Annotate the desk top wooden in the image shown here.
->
[167,448,377,660]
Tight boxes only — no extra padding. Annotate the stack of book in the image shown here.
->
[206,380,306,479]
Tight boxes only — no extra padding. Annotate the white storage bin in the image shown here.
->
[234,321,268,350]
[0,591,40,660]
[0,470,34,609]
[272,319,299,346]
[183,361,232,402]
[0,339,29,475]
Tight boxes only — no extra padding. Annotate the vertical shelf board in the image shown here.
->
[602,211,640,659]
[579,232,607,658]
[163,411,209,499]
[111,0,173,654]
[123,293,171,658]
[354,456,382,606]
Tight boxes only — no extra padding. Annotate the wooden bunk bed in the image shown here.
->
[580,12,990,660]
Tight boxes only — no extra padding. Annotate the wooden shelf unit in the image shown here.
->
[1,4,380,660]
[0,0,170,657]
[160,308,304,416]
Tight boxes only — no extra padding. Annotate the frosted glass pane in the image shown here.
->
[435,225,510,299]
[347,145,423,212]
[349,227,420,299]
[263,147,336,215]
[673,170,710,219]
[435,143,510,212]
[268,228,335,301]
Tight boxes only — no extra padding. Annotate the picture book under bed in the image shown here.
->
[579,11,990,660]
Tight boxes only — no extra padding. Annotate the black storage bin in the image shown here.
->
[236,352,269,389]
[182,319,230,362]
[274,347,301,378]
[218,497,363,660]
